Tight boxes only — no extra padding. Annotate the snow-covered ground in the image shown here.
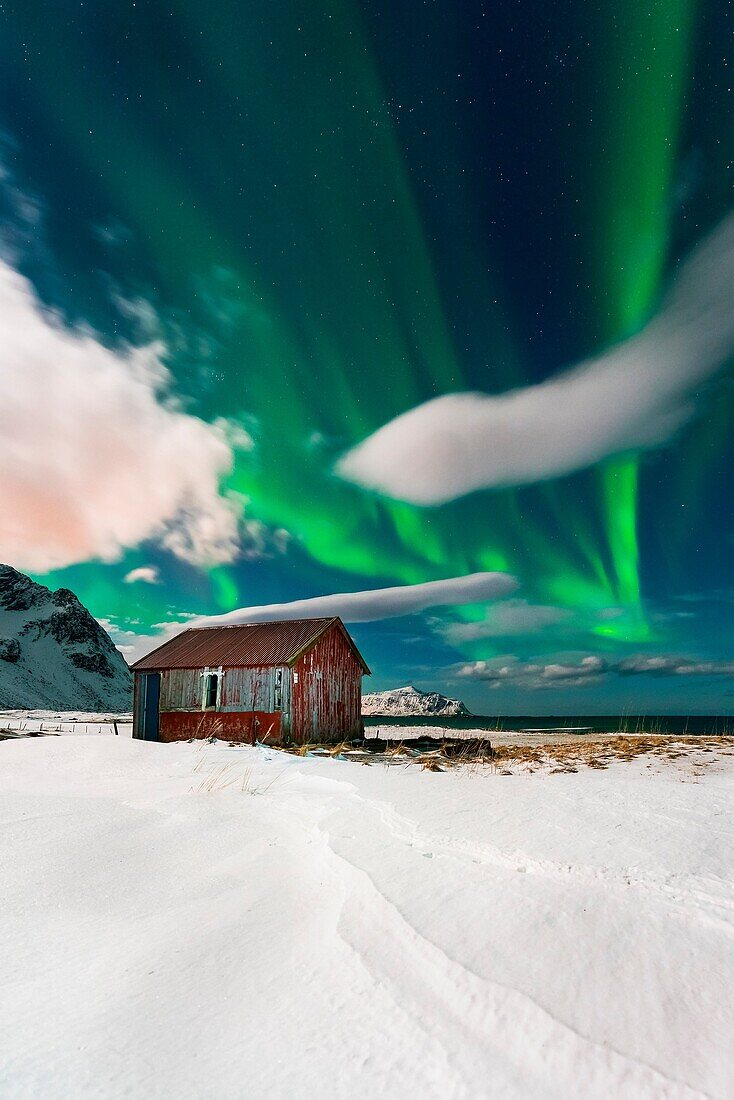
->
[0,711,132,737]
[1,736,732,1099]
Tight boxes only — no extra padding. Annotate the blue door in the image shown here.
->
[140,673,160,741]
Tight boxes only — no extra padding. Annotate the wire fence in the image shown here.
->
[0,713,133,738]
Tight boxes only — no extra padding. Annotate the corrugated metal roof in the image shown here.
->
[132,617,369,672]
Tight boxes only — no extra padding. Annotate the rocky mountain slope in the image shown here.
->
[0,565,132,710]
[361,684,470,717]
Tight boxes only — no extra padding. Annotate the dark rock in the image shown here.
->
[48,606,101,647]
[52,587,80,608]
[70,651,114,677]
[0,637,20,663]
[0,565,50,612]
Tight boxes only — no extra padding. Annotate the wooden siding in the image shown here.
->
[160,665,291,716]
[292,623,363,744]
[153,664,292,741]
[159,711,281,744]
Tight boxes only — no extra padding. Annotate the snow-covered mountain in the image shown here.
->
[0,565,132,710]
[362,684,471,717]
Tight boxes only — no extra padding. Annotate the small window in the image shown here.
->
[204,671,219,710]
[273,668,282,711]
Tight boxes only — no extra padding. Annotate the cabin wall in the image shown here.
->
[153,664,292,743]
[158,710,281,744]
[291,625,364,744]
[159,665,292,716]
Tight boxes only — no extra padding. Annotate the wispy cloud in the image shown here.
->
[200,571,519,628]
[95,616,141,657]
[440,599,572,643]
[617,656,734,677]
[459,653,734,689]
[337,213,734,503]
[128,571,519,662]
[458,655,606,689]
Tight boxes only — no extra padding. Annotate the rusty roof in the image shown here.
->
[131,616,370,673]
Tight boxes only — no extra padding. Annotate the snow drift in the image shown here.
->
[1,734,732,1097]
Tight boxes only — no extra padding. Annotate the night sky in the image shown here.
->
[2,1,733,713]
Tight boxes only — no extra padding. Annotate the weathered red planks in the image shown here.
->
[159,711,282,744]
[291,623,363,743]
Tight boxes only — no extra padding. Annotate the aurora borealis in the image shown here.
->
[1,1,733,712]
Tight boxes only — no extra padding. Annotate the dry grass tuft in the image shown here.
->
[491,734,732,773]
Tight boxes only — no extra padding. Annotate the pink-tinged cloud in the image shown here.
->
[1,259,243,572]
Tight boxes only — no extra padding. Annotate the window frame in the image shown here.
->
[201,667,221,711]
[273,667,283,711]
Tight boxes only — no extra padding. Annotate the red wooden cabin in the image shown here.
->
[131,617,370,745]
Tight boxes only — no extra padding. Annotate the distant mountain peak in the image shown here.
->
[0,565,48,612]
[0,564,132,711]
[362,684,470,717]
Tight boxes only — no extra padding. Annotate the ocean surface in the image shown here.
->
[363,714,733,736]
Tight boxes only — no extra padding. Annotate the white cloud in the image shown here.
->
[200,571,519,628]
[124,566,161,585]
[239,516,291,561]
[458,652,734,689]
[337,213,734,503]
[95,616,140,657]
[458,655,608,690]
[441,599,571,643]
[617,656,734,677]
[0,257,247,572]
[215,419,255,453]
[542,656,607,681]
[127,571,519,662]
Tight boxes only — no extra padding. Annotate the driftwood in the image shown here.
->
[362,735,493,758]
